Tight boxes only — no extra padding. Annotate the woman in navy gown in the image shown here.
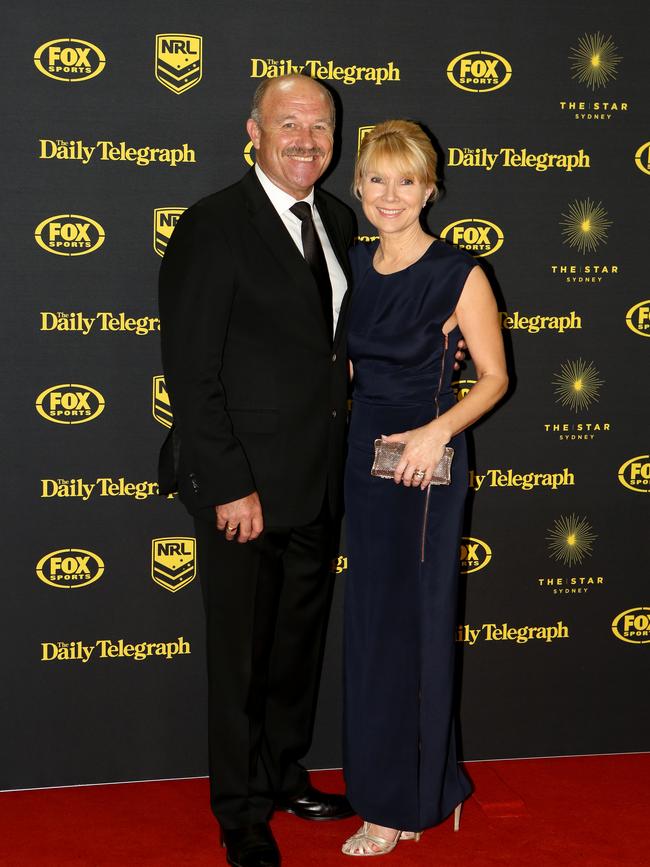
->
[342,121,508,856]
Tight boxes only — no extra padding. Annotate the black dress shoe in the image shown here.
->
[220,823,279,867]
[274,784,354,821]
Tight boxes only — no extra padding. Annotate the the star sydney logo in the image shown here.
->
[569,33,621,90]
[552,359,603,412]
[546,514,597,567]
[560,199,611,254]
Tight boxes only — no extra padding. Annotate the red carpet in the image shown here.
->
[0,755,647,866]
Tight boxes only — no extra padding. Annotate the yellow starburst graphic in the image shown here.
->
[560,199,612,254]
[569,32,621,90]
[553,359,603,412]
[547,514,597,567]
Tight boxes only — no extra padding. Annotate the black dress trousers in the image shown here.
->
[193,497,336,829]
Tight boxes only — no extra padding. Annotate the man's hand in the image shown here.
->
[216,492,264,543]
[453,338,468,371]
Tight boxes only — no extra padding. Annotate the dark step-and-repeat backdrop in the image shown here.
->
[2,1,648,790]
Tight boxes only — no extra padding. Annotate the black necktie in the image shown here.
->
[290,202,333,339]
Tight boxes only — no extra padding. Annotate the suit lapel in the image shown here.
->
[239,170,355,347]
[241,171,313,285]
[240,171,331,341]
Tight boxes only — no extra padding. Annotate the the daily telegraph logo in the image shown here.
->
[34,38,105,82]
[153,375,173,428]
[36,384,105,425]
[41,478,161,501]
[41,637,191,663]
[155,34,202,94]
[447,147,589,173]
[39,139,195,167]
[468,467,575,491]
[446,51,511,93]
[500,311,582,334]
[635,142,650,176]
[41,311,159,336]
[560,33,627,121]
[460,537,491,574]
[611,608,650,644]
[626,301,650,337]
[250,58,400,85]
[440,218,503,257]
[154,208,186,257]
[36,548,104,590]
[457,621,569,646]
[151,538,196,593]
[618,456,650,493]
[35,214,105,256]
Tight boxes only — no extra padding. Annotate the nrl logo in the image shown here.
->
[151,537,196,592]
[155,34,202,94]
[152,375,173,428]
[357,125,375,152]
[154,207,185,257]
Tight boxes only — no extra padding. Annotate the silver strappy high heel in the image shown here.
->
[342,802,462,856]
[341,823,404,856]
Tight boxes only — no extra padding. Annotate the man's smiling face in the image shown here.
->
[247,77,334,199]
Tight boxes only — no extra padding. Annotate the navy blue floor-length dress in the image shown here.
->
[343,239,475,831]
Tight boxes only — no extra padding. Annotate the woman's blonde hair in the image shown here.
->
[353,119,439,203]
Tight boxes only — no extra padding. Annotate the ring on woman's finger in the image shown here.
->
[413,469,425,479]
[226,524,237,532]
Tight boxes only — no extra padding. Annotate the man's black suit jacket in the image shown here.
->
[158,169,356,526]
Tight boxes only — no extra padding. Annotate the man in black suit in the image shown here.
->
[159,74,355,867]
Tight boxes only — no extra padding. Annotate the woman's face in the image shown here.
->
[359,159,433,235]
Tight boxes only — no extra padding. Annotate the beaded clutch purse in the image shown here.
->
[371,439,454,486]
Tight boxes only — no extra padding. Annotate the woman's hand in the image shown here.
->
[453,338,468,371]
[382,422,451,490]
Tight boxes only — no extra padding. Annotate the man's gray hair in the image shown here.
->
[249,74,336,126]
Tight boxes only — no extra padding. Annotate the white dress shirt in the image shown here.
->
[255,164,348,333]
